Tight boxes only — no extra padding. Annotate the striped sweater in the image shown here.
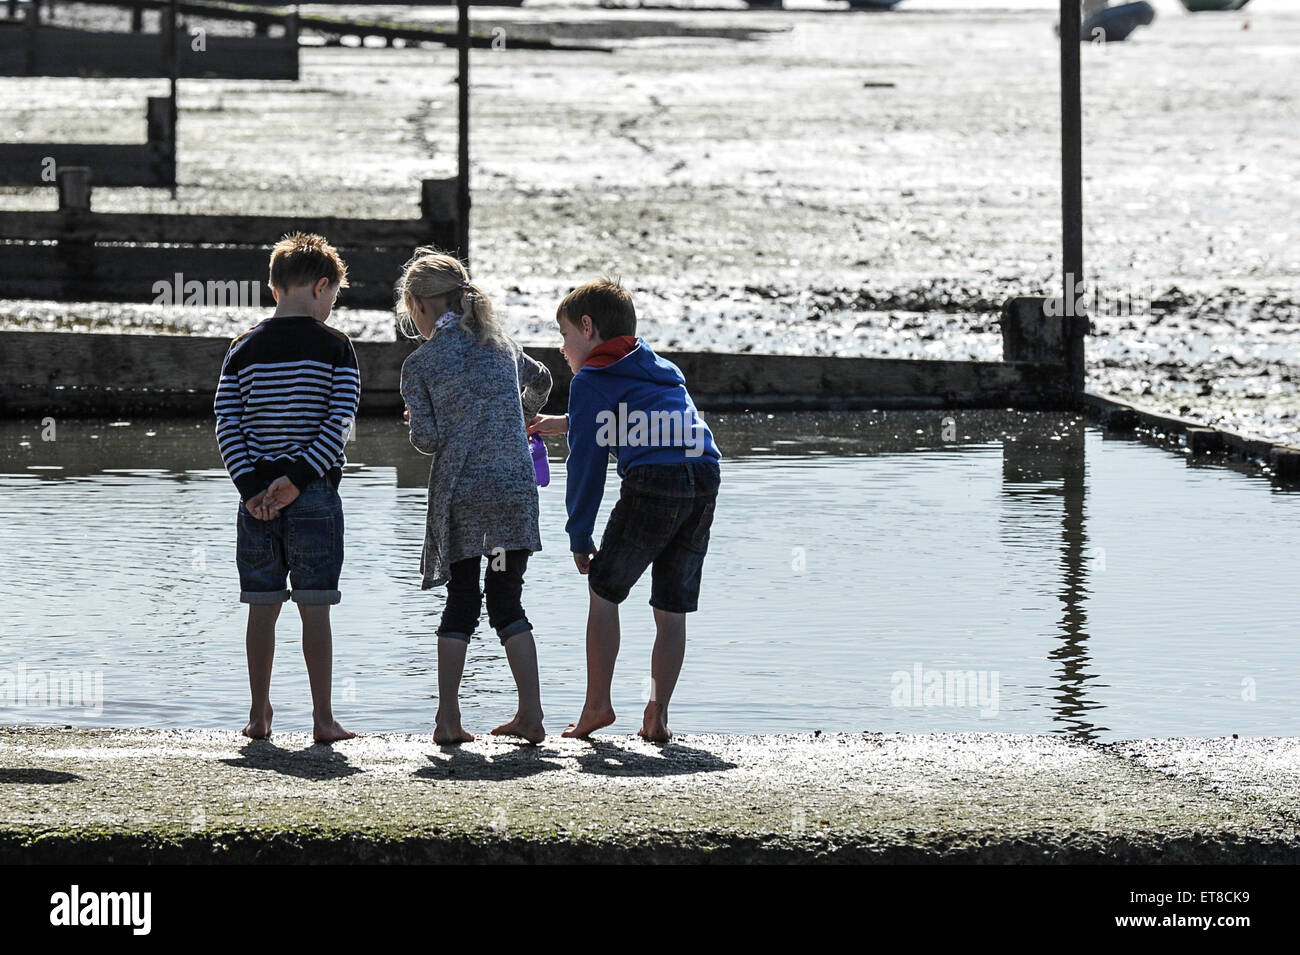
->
[214,314,361,500]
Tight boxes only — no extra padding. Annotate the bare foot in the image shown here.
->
[243,705,273,739]
[313,719,356,743]
[491,711,546,744]
[562,705,616,739]
[434,714,475,745]
[639,701,673,743]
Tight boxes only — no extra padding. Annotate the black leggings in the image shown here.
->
[437,549,532,643]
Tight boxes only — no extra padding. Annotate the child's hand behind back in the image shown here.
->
[262,476,301,514]
[245,490,278,521]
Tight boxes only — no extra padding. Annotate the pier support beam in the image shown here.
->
[56,166,91,213]
[1060,0,1086,391]
[1002,297,1066,365]
[456,0,471,264]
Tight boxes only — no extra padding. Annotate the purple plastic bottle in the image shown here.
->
[530,433,550,487]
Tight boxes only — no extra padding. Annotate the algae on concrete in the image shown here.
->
[2,728,1298,863]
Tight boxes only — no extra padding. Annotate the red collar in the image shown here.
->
[582,335,639,370]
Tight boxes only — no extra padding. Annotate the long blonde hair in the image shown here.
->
[395,248,505,348]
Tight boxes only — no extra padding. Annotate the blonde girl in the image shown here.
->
[397,249,553,744]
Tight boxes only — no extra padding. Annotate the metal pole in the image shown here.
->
[1060,0,1084,390]
[456,0,470,265]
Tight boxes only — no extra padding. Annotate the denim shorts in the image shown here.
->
[236,478,344,605]
[587,459,720,613]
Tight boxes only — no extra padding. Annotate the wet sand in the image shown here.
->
[1,0,1296,442]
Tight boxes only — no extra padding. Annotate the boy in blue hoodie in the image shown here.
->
[528,278,721,742]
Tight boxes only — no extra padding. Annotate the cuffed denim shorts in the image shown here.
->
[236,478,344,605]
[587,459,720,613]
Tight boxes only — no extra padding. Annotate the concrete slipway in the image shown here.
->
[1,728,1298,864]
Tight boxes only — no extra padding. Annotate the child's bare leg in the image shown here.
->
[435,636,475,744]
[640,608,686,743]
[300,603,355,743]
[243,603,280,738]
[492,630,546,744]
[563,589,620,738]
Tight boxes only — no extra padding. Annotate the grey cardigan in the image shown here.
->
[400,324,553,589]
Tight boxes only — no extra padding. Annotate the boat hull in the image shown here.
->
[1082,1,1155,42]
[1180,0,1251,11]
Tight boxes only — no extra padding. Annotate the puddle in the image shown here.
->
[0,410,1295,740]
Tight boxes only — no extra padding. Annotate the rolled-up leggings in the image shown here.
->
[437,549,532,643]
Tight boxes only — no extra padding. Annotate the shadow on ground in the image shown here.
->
[219,741,363,780]
[0,768,82,785]
[416,738,737,781]
[576,740,737,777]
[418,745,565,782]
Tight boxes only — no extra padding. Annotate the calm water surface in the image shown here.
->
[0,411,1296,740]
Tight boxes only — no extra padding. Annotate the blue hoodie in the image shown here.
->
[565,339,721,553]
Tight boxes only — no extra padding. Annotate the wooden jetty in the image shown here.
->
[151,0,528,6]
[0,96,175,188]
[0,298,1142,419]
[0,317,1067,419]
[66,0,613,52]
[1,298,1295,486]
[0,169,458,310]
[0,0,299,79]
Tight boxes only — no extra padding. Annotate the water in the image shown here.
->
[0,410,1296,740]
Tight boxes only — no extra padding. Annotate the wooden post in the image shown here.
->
[23,0,38,75]
[165,0,179,200]
[1270,448,1300,482]
[1060,0,1086,391]
[456,0,470,265]
[1001,297,1065,364]
[146,95,173,149]
[420,178,456,224]
[57,167,91,213]
[1184,427,1224,455]
[285,12,299,82]
[146,96,176,188]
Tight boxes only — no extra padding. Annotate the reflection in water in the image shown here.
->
[1001,420,1106,740]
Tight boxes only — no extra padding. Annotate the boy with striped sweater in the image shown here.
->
[214,233,360,742]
